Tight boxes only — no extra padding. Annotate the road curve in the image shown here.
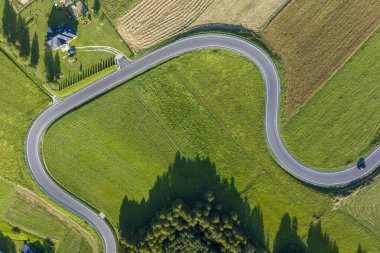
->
[26,34,380,253]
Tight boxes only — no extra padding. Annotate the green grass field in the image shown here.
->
[43,49,380,252]
[281,29,380,170]
[0,51,95,252]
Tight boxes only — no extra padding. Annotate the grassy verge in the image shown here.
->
[43,49,380,252]
[0,50,99,252]
[281,29,380,170]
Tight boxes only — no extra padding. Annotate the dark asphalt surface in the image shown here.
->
[26,34,380,253]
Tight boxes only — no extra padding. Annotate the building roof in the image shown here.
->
[21,244,36,253]
[46,24,77,50]
[69,0,87,19]
[61,0,73,6]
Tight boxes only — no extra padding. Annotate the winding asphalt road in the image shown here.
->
[26,34,380,253]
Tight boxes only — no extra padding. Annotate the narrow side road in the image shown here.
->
[26,34,380,253]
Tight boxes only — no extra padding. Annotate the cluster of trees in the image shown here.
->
[121,192,254,253]
[2,0,39,66]
[58,56,116,90]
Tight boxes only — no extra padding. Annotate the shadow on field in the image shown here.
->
[47,5,78,31]
[29,238,55,253]
[119,153,370,252]
[272,213,339,253]
[0,232,16,253]
[273,213,306,253]
[119,152,266,249]
[307,221,339,253]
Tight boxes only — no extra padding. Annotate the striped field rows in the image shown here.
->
[116,0,212,51]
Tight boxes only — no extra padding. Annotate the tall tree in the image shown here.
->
[357,244,367,253]
[2,0,17,43]
[30,33,39,67]
[92,0,100,14]
[44,47,55,81]
[17,17,30,58]
[53,52,61,78]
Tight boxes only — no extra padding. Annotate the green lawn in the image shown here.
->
[43,49,380,252]
[281,29,380,170]
[0,51,96,252]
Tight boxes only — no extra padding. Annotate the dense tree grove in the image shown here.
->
[121,192,254,253]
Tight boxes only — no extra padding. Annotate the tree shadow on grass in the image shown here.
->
[307,221,338,253]
[0,232,16,253]
[273,213,341,253]
[28,238,55,253]
[273,213,306,253]
[119,152,266,249]
[47,6,78,31]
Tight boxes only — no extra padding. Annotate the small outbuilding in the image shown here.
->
[69,0,87,19]
[60,0,73,7]
[21,244,37,253]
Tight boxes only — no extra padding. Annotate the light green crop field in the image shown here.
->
[282,29,380,171]
[0,51,95,252]
[43,49,380,252]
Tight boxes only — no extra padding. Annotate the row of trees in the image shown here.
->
[121,192,253,253]
[2,0,39,67]
[58,56,116,90]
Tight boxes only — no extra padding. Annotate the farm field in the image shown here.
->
[116,0,213,52]
[0,51,96,252]
[111,0,288,52]
[100,0,141,22]
[263,0,380,117]
[191,0,289,31]
[281,29,380,170]
[43,49,380,252]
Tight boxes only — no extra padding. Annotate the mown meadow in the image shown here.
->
[43,49,379,252]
